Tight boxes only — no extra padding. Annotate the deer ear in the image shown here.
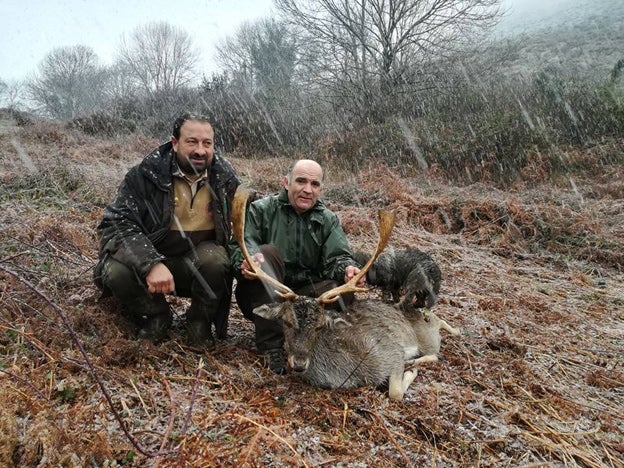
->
[253,303,285,321]
[325,311,353,329]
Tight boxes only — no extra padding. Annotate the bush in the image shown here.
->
[318,122,416,172]
[0,107,33,126]
[69,112,137,137]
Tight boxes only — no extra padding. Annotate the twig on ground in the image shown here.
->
[0,263,171,459]
[234,414,309,467]
[359,408,415,468]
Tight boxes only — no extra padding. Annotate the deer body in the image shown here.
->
[401,306,461,366]
[254,298,420,400]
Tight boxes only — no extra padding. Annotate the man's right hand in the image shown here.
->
[146,262,175,294]
[240,252,264,280]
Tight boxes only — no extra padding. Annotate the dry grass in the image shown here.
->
[0,121,622,467]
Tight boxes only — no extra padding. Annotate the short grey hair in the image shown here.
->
[286,159,325,183]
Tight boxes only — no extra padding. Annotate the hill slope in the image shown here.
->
[495,0,624,81]
[0,120,622,466]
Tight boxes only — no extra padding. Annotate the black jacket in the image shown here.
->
[94,141,240,291]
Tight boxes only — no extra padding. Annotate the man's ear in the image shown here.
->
[283,176,289,190]
[171,136,179,152]
[324,310,352,329]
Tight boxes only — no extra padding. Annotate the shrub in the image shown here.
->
[317,122,415,173]
[69,112,137,137]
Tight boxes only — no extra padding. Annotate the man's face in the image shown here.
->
[284,160,323,214]
[172,120,214,178]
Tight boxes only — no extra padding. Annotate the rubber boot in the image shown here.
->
[255,315,286,374]
[186,299,217,351]
[124,294,172,343]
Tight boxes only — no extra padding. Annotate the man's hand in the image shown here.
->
[146,262,175,294]
[345,265,365,286]
[240,252,264,280]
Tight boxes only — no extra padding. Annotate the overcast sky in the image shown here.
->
[0,0,276,82]
[0,0,577,83]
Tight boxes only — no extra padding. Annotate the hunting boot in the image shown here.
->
[124,294,172,343]
[213,276,233,340]
[186,298,218,352]
[255,315,286,375]
[234,244,288,373]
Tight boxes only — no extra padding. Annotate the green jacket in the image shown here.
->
[229,189,356,287]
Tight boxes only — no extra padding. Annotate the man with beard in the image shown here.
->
[94,113,240,351]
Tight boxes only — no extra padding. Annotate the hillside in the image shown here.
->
[494,0,624,81]
[0,118,622,466]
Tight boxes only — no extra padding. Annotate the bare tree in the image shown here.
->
[213,18,312,152]
[215,23,256,94]
[27,45,106,119]
[105,62,139,103]
[118,22,200,97]
[275,0,503,122]
[0,79,28,110]
[216,18,298,96]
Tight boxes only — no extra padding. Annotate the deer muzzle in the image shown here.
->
[288,354,310,374]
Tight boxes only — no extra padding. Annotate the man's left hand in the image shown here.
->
[345,265,365,286]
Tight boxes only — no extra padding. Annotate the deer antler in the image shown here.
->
[232,186,296,299]
[318,210,396,304]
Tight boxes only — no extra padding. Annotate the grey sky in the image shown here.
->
[0,0,576,83]
[0,0,275,82]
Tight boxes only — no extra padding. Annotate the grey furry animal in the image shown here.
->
[254,298,421,400]
[354,248,442,308]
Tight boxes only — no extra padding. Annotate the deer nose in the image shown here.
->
[290,356,310,374]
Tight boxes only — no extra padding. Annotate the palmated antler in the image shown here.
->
[232,186,296,299]
[318,210,396,304]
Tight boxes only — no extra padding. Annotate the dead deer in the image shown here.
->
[232,187,429,400]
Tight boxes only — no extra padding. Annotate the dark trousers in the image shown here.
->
[234,245,353,352]
[100,242,232,338]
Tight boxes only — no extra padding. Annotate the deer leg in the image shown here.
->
[438,319,460,336]
[388,369,406,400]
[400,354,442,396]
[401,369,418,394]
[405,354,439,367]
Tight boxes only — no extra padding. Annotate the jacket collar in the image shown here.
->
[140,141,223,191]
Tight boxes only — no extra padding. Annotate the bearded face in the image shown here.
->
[172,120,214,179]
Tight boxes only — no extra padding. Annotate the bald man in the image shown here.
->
[229,159,362,374]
